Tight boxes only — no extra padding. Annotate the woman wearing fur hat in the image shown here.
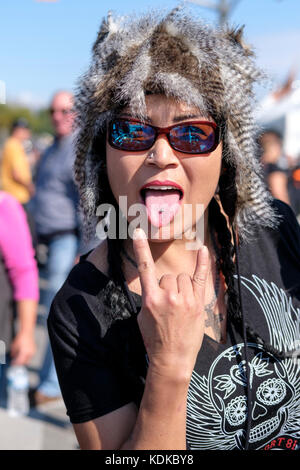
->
[48,8,300,450]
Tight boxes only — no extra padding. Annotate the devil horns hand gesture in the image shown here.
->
[132,228,209,382]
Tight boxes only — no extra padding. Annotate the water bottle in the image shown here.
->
[7,365,30,417]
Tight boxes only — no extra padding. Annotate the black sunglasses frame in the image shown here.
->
[108,118,220,155]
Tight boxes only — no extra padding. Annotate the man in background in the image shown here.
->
[258,129,291,205]
[29,90,80,405]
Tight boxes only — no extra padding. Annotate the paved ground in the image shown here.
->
[0,312,79,450]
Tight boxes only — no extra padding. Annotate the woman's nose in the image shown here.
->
[145,135,179,168]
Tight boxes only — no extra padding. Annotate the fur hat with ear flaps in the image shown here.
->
[74,7,279,242]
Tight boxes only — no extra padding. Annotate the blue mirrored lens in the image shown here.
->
[110,121,155,150]
[170,124,215,153]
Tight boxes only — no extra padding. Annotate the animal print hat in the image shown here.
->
[74,6,278,241]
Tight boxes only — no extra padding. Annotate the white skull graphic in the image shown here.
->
[209,344,294,449]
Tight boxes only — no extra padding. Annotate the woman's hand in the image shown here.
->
[11,299,37,365]
[132,228,209,382]
[10,331,36,366]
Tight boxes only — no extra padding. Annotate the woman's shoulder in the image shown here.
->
[271,198,300,241]
[272,197,297,217]
[53,240,110,304]
[239,198,300,265]
[250,198,300,240]
[48,238,136,337]
[241,199,300,277]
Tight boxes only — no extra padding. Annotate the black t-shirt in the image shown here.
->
[48,199,300,451]
[264,162,287,177]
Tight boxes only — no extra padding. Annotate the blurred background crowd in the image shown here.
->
[0,0,300,450]
[0,89,99,411]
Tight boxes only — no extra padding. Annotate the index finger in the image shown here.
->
[132,228,159,295]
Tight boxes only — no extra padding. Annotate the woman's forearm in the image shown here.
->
[120,233,208,450]
[121,364,190,450]
[16,299,38,335]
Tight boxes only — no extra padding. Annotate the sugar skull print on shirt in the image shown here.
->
[186,275,300,450]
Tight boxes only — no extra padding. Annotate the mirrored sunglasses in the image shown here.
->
[108,118,220,155]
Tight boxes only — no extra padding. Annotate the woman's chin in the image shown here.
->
[143,220,203,247]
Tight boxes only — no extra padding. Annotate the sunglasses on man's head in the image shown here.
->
[108,118,220,155]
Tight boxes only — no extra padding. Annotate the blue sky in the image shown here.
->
[1,0,300,108]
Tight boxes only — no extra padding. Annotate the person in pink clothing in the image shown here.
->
[0,191,39,404]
